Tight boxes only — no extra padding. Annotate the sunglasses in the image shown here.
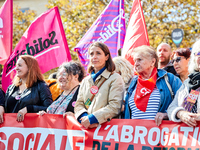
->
[172,57,182,64]
[194,52,200,56]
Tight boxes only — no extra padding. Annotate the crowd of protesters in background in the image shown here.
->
[0,39,200,128]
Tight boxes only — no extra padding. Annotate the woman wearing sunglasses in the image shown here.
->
[168,40,200,127]
[171,48,191,82]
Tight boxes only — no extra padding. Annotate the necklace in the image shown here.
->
[52,85,79,114]
[63,85,79,96]
[15,88,27,100]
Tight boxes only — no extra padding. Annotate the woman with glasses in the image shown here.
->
[38,61,85,117]
[168,40,200,127]
[171,48,191,82]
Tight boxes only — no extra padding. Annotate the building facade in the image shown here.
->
[0,0,48,16]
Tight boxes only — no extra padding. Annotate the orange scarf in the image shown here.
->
[134,67,157,112]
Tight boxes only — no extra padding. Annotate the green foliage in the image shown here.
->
[6,0,200,77]
[0,5,36,74]
[142,0,200,49]
[46,0,109,60]
[47,0,200,52]
[13,5,36,48]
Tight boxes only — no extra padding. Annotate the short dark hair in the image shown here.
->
[87,42,115,73]
[174,48,191,59]
[58,61,86,82]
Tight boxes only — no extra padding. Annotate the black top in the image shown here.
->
[2,81,53,113]
[0,89,4,106]
[6,87,19,113]
[54,85,80,113]
[163,64,177,76]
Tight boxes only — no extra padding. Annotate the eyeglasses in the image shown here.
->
[172,57,182,64]
[194,52,200,56]
[58,72,68,77]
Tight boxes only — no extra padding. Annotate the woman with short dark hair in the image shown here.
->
[172,48,191,82]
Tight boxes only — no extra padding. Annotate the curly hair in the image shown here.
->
[113,57,134,84]
[57,61,86,82]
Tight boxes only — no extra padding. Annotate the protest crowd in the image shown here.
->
[1,40,200,128]
[1,0,200,149]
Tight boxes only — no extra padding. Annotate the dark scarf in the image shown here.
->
[183,71,200,113]
[186,71,200,92]
[91,67,106,82]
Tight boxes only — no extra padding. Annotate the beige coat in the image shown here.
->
[75,69,124,124]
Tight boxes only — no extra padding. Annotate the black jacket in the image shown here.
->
[4,81,53,113]
[0,89,4,105]
[163,63,177,76]
[54,85,80,113]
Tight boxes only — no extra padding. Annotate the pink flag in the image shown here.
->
[2,6,71,92]
[122,0,149,65]
[0,0,13,65]
[74,0,126,69]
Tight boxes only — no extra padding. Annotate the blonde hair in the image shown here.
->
[133,45,158,68]
[188,40,200,73]
[113,57,134,84]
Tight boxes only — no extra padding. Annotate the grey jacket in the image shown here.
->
[167,78,200,122]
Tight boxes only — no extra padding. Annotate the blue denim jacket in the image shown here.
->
[124,69,182,119]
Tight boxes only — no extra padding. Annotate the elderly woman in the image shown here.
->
[168,40,200,127]
[172,48,191,82]
[75,42,124,129]
[39,61,85,116]
[124,45,182,126]
[0,55,53,123]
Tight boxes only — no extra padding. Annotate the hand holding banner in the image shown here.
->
[1,114,200,150]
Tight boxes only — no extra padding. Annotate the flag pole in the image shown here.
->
[10,0,13,55]
[117,0,122,54]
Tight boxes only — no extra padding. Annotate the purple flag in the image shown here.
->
[74,0,126,69]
